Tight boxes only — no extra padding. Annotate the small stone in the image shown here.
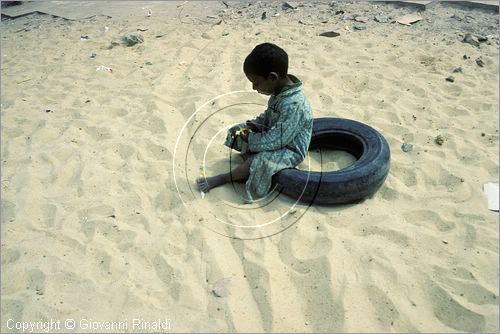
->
[201,32,213,39]
[282,2,299,10]
[463,54,469,59]
[476,58,485,67]
[481,132,485,136]
[446,76,455,82]
[121,32,144,46]
[145,61,152,65]
[435,135,444,146]
[401,143,413,152]
[453,67,462,73]
[353,24,366,31]
[374,14,390,23]
[261,11,267,20]
[90,53,97,58]
[476,35,488,42]
[222,32,229,36]
[463,33,480,48]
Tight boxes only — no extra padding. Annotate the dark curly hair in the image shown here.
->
[243,43,288,78]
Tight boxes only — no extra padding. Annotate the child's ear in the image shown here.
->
[268,72,279,81]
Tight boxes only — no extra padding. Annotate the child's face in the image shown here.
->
[245,72,277,96]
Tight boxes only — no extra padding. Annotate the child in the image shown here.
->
[196,43,313,203]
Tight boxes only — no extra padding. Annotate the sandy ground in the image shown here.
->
[1,1,499,332]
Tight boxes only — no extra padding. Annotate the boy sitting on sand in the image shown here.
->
[197,42,313,203]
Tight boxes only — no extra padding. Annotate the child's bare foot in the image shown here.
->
[196,177,210,193]
[196,175,228,193]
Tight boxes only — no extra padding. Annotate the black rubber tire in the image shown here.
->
[274,118,391,205]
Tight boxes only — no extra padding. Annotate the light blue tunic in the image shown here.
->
[224,75,313,202]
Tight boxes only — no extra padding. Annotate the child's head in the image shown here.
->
[243,43,288,95]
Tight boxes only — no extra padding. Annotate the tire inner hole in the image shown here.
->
[297,132,362,172]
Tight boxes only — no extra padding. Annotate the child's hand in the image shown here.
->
[246,120,265,132]
[240,132,249,142]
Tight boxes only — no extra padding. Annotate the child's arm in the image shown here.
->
[246,120,266,132]
[247,99,308,152]
[246,112,267,132]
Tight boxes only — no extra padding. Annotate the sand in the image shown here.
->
[1,1,498,332]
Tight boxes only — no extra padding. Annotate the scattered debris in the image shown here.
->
[96,65,113,73]
[137,28,148,32]
[396,13,422,26]
[475,57,485,67]
[401,143,413,152]
[222,32,229,36]
[142,7,152,17]
[463,54,470,59]
[121,32,144,46]
[483,182,499,211]
[108,41,120,49]
[80,35,89,41]
[446,76,455,82]
[353,24,366,31]
[335,10,345,15]
[463,33,480,48]
[145,61,152,65]
[442,240,448,245]
[452,67,462,73]
[261,11,267,20]
[354,16,368,23]
[319,31,340,38]
[90,53,97,58]
[17,78,31,84]
[434,135,444,146]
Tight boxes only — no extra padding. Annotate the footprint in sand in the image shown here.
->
[1,199,16,223]
[425,277,486,332]
[277,231,344,332]
[152,254,180,301]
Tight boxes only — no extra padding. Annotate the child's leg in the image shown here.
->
[197,155,254,193]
